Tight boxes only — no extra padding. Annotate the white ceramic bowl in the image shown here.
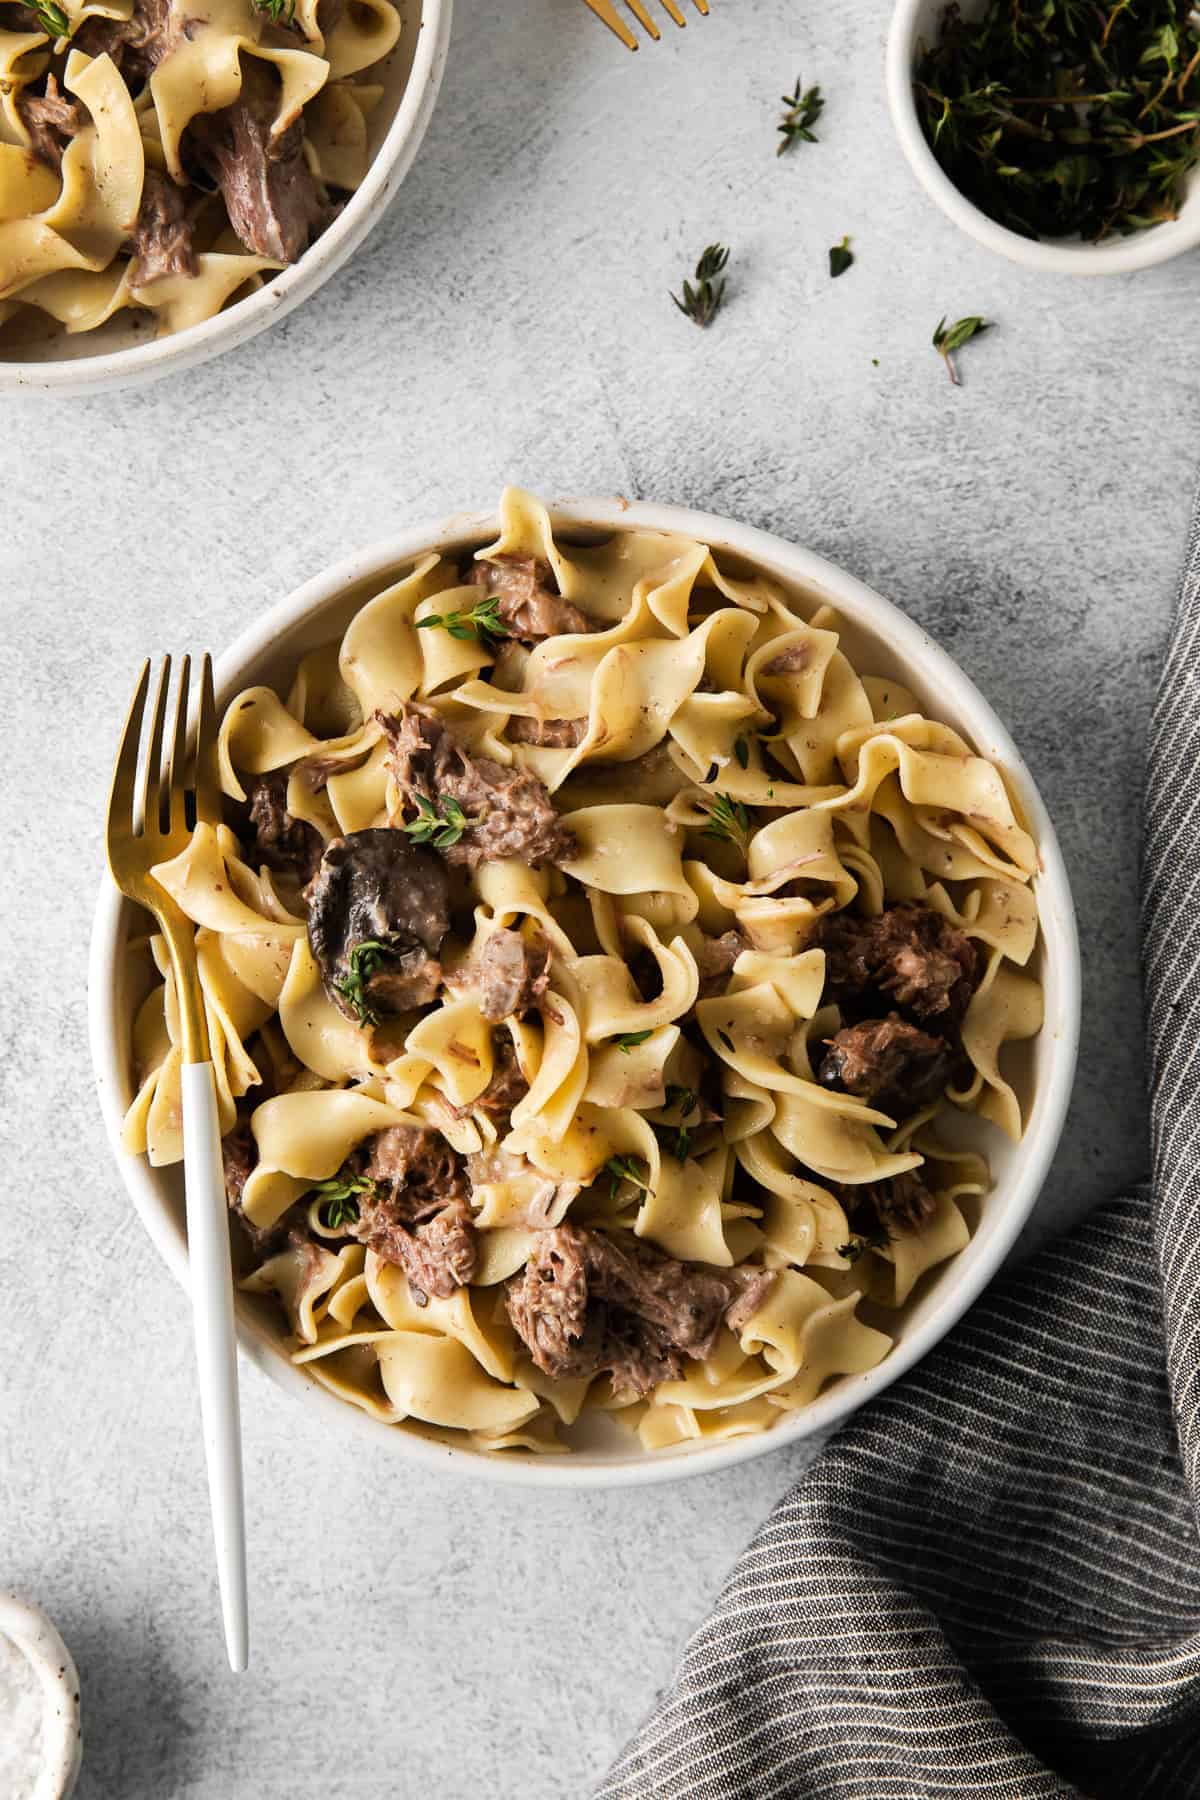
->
[0,0,451,396]
[88,497,1081,1487]
[0,1594,81,1800]
[887,0,1200,274]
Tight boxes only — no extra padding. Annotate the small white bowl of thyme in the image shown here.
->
[887,0,1200,274]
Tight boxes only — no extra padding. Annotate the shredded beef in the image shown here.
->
[476,927,550,1022]
[843,1170,938,1240]
[506,715,587,748]
[816,902,978,1027]
[75,0,178,86]
[347,1127,476,1302]
[242,772,324,886]
[818,1013,952,1115]
[360,1125,469,1221]
[304,829,449,1021]
[222,1118,256,1209]
[188,60,329,261]
[380,704,577,870]
[761,641,812,677]
[17,77,86,173]
[467,554,593,642]
[470,1035,529,1122]
[505,1223,775,1397]
[694,929,746,999]
[130,169,196,283]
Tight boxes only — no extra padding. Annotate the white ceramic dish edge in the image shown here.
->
[0,0,452,396]
[0,1593,82,1800]
[88,496,1081,1488]
[886,0,1200,275]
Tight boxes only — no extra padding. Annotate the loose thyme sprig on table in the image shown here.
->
[933,314,990,385]
[777,77,824,154]
[914,0,1200,241]
[402,794,477,850]
[671,244,730,328]
[415,595,509,647]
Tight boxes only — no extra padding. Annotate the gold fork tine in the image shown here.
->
[623,0,661,39]
[108,660,151,851]
[166,653,192,837]
[194,654,223,827]
[657,0,686,22]
[580,0,638,47]
[140,656,171,841]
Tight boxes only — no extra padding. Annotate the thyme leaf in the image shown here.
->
[311,1174,374,1230]
[829,234,854,277]
[777,76,824,154]
[332,939,390,1027]
[605,1154,652,1200]
[932,314,991,385]
[28,0,69,31]
[702,791,751,847]
[252,0,296,19]
[671,243,730,328]
[615,1029,654,1053]
[402,793,478,849]
[415,595,509,647]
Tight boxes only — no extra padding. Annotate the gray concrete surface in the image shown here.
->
[2,0,1197,1793]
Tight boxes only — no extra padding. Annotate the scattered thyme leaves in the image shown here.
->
[311,1174,374,1230]
[29,0,69,30]
[829,234,854,277]
[913,0,1200,243]
[702,791,750,847]
[402,793,478,850]
[933,314,990,385]
[615,1029,653,1053]
[777,76,824,154]
[672,243,730,328]
[605,1154,652,1200]
[332,939,390,1027]
[415,595,509,647]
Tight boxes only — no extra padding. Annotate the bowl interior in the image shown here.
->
[1,0,437,380]
[90,501,1080,1485]
[890,0,1200,273]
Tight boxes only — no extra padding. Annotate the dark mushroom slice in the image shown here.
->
[304,829,450,1022]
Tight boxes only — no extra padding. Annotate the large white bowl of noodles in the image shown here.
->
[0,0,450,395]
[88,496,1080,1487]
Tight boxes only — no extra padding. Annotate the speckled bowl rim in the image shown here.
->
[0,0,452,396]
[87,496,1081,1488]
[0,1594,82,1800]
[886,0,1200,275]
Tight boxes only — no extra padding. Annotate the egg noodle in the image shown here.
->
[121,489,1044,1455]
[0,0,399,341]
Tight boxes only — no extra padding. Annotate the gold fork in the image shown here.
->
[581,0,709,51]
[107,654,249,1674]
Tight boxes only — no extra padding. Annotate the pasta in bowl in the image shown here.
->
[90,490,1079,1483]
[0,0,449,389]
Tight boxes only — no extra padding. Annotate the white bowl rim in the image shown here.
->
[0,0,452,396]
[88,494,1081,1488]
[885,0,1200,275]
[0,1592,82,1800]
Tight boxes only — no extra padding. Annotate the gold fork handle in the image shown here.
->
[183,1058,249,1672]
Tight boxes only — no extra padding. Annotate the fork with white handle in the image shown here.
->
[580,0,709,51]
[105,654,248,1673]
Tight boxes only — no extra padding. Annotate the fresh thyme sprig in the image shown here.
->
[29,0,69,32]
[333,939,390,1027]
[932,314,990,386]
[702,791,751,848]
[415,595,509,647]
[605,1155,652,1200]
[402,793,478,849]
[311,1174,374,1230]
[615,1029,653,1053]
[671,244,730,328]
[252,0,296,20]
[777,76,824,154]
[829,235,854,277]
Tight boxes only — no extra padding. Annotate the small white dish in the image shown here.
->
[88,496,1081,1488]
[0,0,451,396]
[886,0,1200,275]
[0,1595,81,1800]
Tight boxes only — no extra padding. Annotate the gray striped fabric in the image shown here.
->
[600,494,1200,1800]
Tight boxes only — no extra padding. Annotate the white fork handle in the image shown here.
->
[182,1061,249,1673]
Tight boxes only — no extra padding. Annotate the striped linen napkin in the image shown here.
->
[600,496,1200,1800]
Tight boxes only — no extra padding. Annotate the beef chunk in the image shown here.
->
[476,927,550,1023]
[843,1170,938,1240]
[17,77,86,173]
[761,642,812,677]
[304,829,449,1022]
[816,902,978,1027]
[380,705,576,870]
[466,554,593,642]
[243,771,324,887]
[505,1223,775,1398]
[130,170,196,284]
[818,1013,951,1115]
[694,929,745,1000]
[506,715,587,748]
[75,0,178,86]
[349,1127,475,1301]
[188,61,329,261]
[222,1117,256,1208]
[469,1035,529,1123]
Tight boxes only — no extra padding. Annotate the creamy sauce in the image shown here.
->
[0,1633,44,1800]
